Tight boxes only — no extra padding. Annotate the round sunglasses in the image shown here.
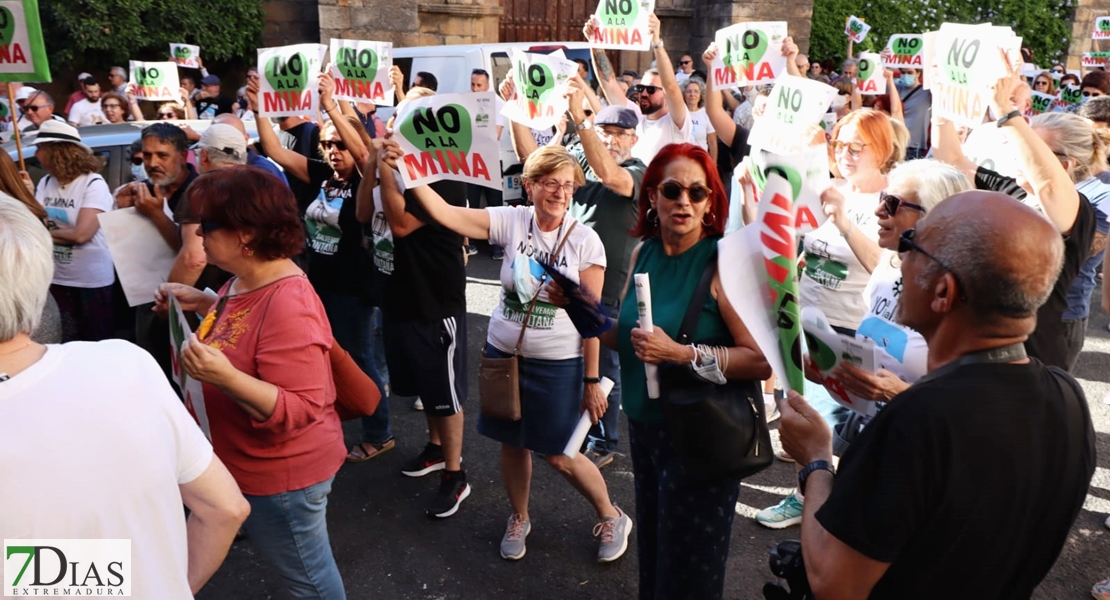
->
[657,180,711,202]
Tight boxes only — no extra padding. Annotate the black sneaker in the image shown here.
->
[428,471,471,518]
[401,443,445,477]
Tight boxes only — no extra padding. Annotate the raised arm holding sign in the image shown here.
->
[170,43,201,69]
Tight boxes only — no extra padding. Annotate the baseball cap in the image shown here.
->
[191,123,246,160]
[594,106,639,130]
[15,86,38,102]
[201,75,220,86]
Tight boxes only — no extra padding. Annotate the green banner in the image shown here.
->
[0,0,50,82]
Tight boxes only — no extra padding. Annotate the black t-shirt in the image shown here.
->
[194,96,234,120]
[304,159,375,301]
[273,121,323,214]
[727,123,752,167]
[384,179,467,320]
[817,360,1095,599]
[975,167,1096,369]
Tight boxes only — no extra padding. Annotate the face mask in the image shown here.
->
[131,163,147,182]
[830,95,849,110]
[512,253,540,305]
[900,74,917,87]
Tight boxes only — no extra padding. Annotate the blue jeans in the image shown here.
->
[587,303,622,454]
[243,476,346,599]
[318,291,391,444]
[372,307,390,392]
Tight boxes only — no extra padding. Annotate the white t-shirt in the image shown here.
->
[37,172,116,288]
[487,206,607,360]
[799,182,880,329]
[0,341,213,600]
[627,99,692,164]
[369,170,402,276]
[689,107,715,151]
[858,254,928,382]
[67,98,106,126]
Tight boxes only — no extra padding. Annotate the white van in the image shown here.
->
[390,42,595,202]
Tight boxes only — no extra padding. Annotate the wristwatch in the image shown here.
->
[651,39,665,50]
[996,109,1023,128]
[583,376,601,384]
[798,460,836,495]
[577,118,593,131]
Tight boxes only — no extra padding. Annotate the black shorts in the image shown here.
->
[383,312,467,416]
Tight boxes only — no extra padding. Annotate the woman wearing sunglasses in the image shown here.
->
[1033,71,1057,98]
[604,143,769,599]
[397,144,633,564]
[154,167,347,598]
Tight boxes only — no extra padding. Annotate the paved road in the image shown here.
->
[199,247,1110,600]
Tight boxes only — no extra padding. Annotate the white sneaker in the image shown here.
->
[413,397,424,411]
[763,392,781,423]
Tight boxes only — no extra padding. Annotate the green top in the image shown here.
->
[618,236,730,424]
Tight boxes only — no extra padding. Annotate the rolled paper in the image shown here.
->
[634,273,660,399]
[562,376,616,459]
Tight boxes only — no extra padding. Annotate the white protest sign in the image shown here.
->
[393,91,501,190]
[745,144,831,236]
[129,60,180,102]
[802,306,880,417]
[588,0,654,50]
[883,34,924,68]
[500,49,578,130]
[748,75,836,155]
[257,43,327,118]
[1028,90,1055,116]
[1083,52,1110,69]
[169,294,210,440]
[710,22,788,89]
[1053,83,1083,110]
[846,16,870,43]
[963,122,1021,178]
[330,39,393,106]
[170,43,201,69]
[1094,16,1110,40]
[921,30,939,90]
[856,52,886,95]
[97,207,176,307]
[932,23,1020,129]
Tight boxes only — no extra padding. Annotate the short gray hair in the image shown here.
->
[202,146,246,168]
[887,160,971,213]
[0,195,53,340]
[111,66,127,80]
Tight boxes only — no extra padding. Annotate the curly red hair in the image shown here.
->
[631,143,729,239]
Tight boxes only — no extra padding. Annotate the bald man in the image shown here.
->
[778,192,1095,599]
[213,113,288,186]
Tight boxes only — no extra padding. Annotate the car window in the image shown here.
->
[18,150,111,190]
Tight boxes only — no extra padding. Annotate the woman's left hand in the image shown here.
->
[820,186,849,233]
[182,333,236,387]
[833,363,908,402]
[630,325,687,365]
[582,382,608,424]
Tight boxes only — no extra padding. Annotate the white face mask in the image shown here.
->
[131,163,147,182]
[512,253,540,305]
[830,95,849,110]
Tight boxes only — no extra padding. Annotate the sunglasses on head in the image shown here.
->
[898,228,968,302]
[880,191,926,216]
[321,140,348,151]
[633,85,661,95]
[657,180,711,202]
[830,140,867,157]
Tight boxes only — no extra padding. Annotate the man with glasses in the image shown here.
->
[21,90,65,133]
[586,12,691,165]
[109,66,129,96]
[777,190,1094,600]
[675,54,695,86]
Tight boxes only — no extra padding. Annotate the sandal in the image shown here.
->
[346,438,396,463]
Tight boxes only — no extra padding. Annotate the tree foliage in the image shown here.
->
[809,0,1075,68]
[41,0,265,68]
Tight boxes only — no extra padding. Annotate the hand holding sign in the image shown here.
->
[392,92,501,190]
[129,60,180,102]
[330,39,393,106]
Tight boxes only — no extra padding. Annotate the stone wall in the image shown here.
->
[1067,0,1110,69]
[262,0,320,47]
[319,0,499,47]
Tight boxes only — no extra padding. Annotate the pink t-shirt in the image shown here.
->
[201,274,345,496]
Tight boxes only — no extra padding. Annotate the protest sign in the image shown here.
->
[755,170,805,391]
[97,207,176,306]
[963,122,1021,178]
[883,34,924,68]
[856,52,886,95]
[932,23,1021,129]
[747,145,830,235]
[1083,51,1110,69]
[1053,83,1083,111]
[129,60,180,101]
[1028,90,1055,116]
[0,0,50,82]
[845,15,870,43]
[921,30,938,90]
[801,306,880,417]
[257,43,327,118]
[330,39,393,106]
[1094,16,1110,40]
[394,91,501,190]
[500,49,578,130]
[169,43,200,69]
[748,75,836,155]
[710,22,787,89]
[588,0,654,50]
[168,294,210,440]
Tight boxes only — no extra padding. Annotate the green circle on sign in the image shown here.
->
[0,8,15,46]
[599,0,638,26]
[337,47,379,83]
[265,52,309,92]
[136,66,167,87]
[175,46,192,60]
[858,58,877,82]
[523,63,557,104]
[399,104,474,152]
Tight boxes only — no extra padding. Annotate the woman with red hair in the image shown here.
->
[602,143,770,600]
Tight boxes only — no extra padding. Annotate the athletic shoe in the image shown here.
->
[585,448,615,470]
[764,392,781,423]
[491,245,505,260]
[466,244,478,256]
[500,513,531,560]
[1093,578,1110,600]
[427,471,471,518]
[401,443,445,477]
[413,397,424,411]
[756,492,804,529]
[594,506,633,562]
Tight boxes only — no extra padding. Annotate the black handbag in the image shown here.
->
[659,251,773,482]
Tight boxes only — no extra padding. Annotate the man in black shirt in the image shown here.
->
[194,75,234,120]
[778,191,1096,599]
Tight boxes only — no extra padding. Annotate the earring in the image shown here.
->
[241,245,254,257]
[646,207,659,226]
[702,212,715,226]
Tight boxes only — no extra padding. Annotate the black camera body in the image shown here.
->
[762,540,814,600]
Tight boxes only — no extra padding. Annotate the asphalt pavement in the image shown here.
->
[199,246,1110,600]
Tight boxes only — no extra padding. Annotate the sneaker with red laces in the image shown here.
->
[500,513,531,560]
[401,443,445,477]
[427,470,470,518]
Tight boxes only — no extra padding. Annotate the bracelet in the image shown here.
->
[583,377,601,384]
[651,40,664,50]
[324,103,337,112]
[996,109,1022,128]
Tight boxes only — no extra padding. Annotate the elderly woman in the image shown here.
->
[33,121,115,342]
[155,167,346,599]
[392,143,631,563]
[682,77,717,159]
[602,143,769,600]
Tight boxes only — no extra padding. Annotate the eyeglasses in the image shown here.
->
[101,103,122,110]
[321,140,348,151]
[1033,80,1049,87]
[157,112,177,119]
[534,179,579,195]
[24,104,48,112]
[880,191,925,216]
[633,85,661,95]
[200,221,224,234]
[679,60,692,65]
[830,140,868,157]
[898,228,968,302]
[657,180,711,202]
[130,156,143,166]
[1083,91,1103,98]
[597,127,635,139]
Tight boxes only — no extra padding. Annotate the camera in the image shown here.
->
[762,540,813,600]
